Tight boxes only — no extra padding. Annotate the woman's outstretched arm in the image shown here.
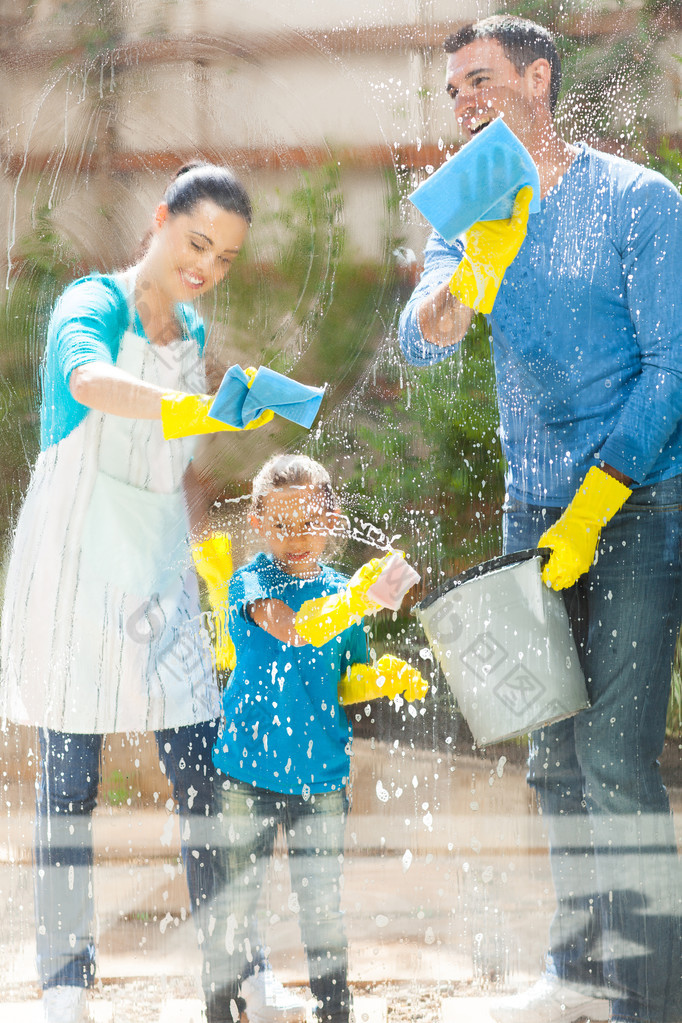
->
[69,360,166,418]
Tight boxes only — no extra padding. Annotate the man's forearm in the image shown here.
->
[417,279,474,348]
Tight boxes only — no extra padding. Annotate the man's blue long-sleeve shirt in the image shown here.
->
[399,143,682,506]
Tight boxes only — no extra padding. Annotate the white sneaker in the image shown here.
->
[488,975,610,1023]
[241,971,307,1023]
[42,986,88,1023]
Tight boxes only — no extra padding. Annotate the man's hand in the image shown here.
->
[449,185,533,314]
[539,466,632,589]
[417,278,474,348]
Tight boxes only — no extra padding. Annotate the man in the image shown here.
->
[399,15,682,1023]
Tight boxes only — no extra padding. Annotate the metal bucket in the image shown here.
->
[415,549,589,746]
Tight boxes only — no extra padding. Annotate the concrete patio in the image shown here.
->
[1,729,679,1021]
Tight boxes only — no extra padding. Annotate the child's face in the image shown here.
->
[251,485,337,577]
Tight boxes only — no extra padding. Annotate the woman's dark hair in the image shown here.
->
[444,15,562,114]
[133,160,252,260]
[163,161,252,224]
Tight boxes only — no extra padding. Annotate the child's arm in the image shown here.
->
[294,554,391,646]
[248,599,309,647]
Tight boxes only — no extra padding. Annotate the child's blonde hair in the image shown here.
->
[251,454,337,514]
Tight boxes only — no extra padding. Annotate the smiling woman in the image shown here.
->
[68,164,252,419]
[0,160,276,1023]
[147,165,251,299]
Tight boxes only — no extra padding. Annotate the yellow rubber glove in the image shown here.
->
[538,466,631,590]
[295,553,395,647]
[448,185,533,314]
[191,533,235,672]
[338,655,429,706]
[161,366,274,440]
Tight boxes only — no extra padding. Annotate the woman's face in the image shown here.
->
[152,198,249,301]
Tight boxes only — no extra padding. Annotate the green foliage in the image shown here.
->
[199,167,401,487]
[649,135,682,190]
[213,165,347,368]
[643,0,682,15]
[105,768,129,807]
[339,316,504,576]
[0,207,84,534]
[502,0,674,155]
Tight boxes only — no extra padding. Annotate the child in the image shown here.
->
[204,454,427,1023]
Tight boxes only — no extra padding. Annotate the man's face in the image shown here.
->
[445,38,541,143]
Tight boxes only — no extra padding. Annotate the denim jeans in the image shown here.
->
[204,775,350,1023]
[34,721,227,990]
[504,476,682,1022]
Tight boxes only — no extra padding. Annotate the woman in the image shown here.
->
[0,162,292,1023]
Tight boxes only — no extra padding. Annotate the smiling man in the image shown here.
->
[399,15,682,1023]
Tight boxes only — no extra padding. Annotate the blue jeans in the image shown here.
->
[205,775,350,1023]
[35,722,226,991]
[505,476,682,1022]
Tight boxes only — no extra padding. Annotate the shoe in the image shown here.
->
[488,975,610,1023]
[241,970,307,1023]
[203,992,247,1023]
[42,986,88,1023]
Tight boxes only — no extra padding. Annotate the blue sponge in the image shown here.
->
[409,118,541,243]
[209,365,326,430]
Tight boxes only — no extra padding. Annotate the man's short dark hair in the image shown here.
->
[444,15,562,114]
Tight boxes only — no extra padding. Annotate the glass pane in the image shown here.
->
[1,2,680,1021]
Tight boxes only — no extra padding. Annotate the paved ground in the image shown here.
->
[1,732,679,1021]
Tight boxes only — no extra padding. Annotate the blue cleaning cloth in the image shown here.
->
[408,118,541,243]
[209,365,326,430]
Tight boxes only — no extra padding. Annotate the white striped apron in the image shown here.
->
[0,273,220,733]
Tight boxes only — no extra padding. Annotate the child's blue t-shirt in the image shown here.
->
[213,552,369,795]
[39,273,205,451]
